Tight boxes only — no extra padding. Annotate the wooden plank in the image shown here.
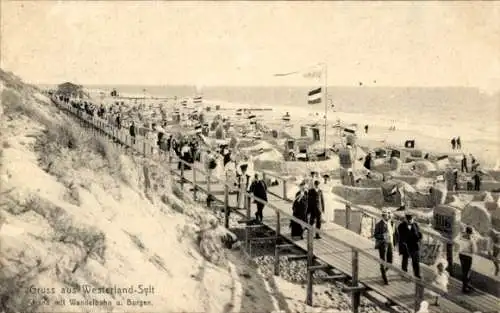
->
[322,274,347,281]
[308,264,330,272]
[287,255,308,261]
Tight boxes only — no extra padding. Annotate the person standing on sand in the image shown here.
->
[458,226,477,293]
[472,170,482,191]
[129,121,136,145]
[307,180,325,239]
[373,208,397,285]
[456,136,461,149]
[363,153,372,170]
[290,181,308,239]
[364,124,369,133]
[249,173,268,223]
[451,138,456,150]
[397,213,422,278]
[461,154,468,173]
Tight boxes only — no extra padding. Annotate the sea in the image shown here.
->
[41,84,500,149]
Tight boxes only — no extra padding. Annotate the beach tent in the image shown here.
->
[312,128,320,141]
[338,147,354,168]
[300,126,308,137]
[404,140,416,148]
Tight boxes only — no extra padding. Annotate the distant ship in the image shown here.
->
[282,112,291,122]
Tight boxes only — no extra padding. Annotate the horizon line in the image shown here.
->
[34,82,496,91]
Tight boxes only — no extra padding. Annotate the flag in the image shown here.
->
[343,124,357,135]
[308,87,322,104]
[274,71,299,77]
[194,124,202,134]
[193,95,203,104]
[303,69,323,79]
[274,63,324,79]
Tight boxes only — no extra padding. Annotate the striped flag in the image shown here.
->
[193,95,203,104]
[194,124,202,134]
[308,87,322,105]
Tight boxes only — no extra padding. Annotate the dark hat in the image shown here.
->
[405,213,413,219]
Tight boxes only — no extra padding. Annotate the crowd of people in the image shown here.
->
[52,93,497,311]
[372,208,487,301]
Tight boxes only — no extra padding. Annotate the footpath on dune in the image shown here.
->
[0,70,283,313]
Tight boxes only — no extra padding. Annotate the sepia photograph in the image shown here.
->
[0,1,499,313]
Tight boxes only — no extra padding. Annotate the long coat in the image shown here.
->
[397,221,422,255]
[373,220,398,249]
[250,180,268,203]
[307,188,325,217]
[291,191,308,237]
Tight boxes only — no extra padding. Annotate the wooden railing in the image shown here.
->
[53,98,475,313]
[259,170,498,269]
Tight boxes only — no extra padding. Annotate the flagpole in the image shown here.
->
[323,62,328,155]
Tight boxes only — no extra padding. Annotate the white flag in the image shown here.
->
[303,70,323,79]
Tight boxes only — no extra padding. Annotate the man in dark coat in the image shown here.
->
[373,209,398,284]
[473,170,482,191]
[363,153,372,170]
[397,214,423,278]
[290,181,308,239]
[129,121,136,145]
[249,173,268,223]
[461,154,468,173]
[307,180,325,239]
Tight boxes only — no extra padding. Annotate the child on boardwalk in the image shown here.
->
[427,258,449,306]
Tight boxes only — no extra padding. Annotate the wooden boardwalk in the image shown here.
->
[54,99,499,313]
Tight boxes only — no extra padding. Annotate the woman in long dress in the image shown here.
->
[290,181,308,239]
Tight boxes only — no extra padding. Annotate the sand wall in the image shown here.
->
[330,185,385,207]
[461,202,492,235]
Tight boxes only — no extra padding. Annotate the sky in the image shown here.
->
[1,1,499,92]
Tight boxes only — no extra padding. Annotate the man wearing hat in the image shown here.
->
[307,180,325,239]
[397,213,423,278]
[373,208,397,285]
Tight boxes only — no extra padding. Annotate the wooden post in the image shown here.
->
[206,171,211,209]
[445,239,454,276]
[414,280,425,312]
[245,193,251,252]
[274,210,281,276]
[351,249,360,313]
[306,227,314,306]
[283,180,287,200]
[180,161,185,191]
[192,166,197,201]
[345,203,352,230]
[224,183,230,229]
